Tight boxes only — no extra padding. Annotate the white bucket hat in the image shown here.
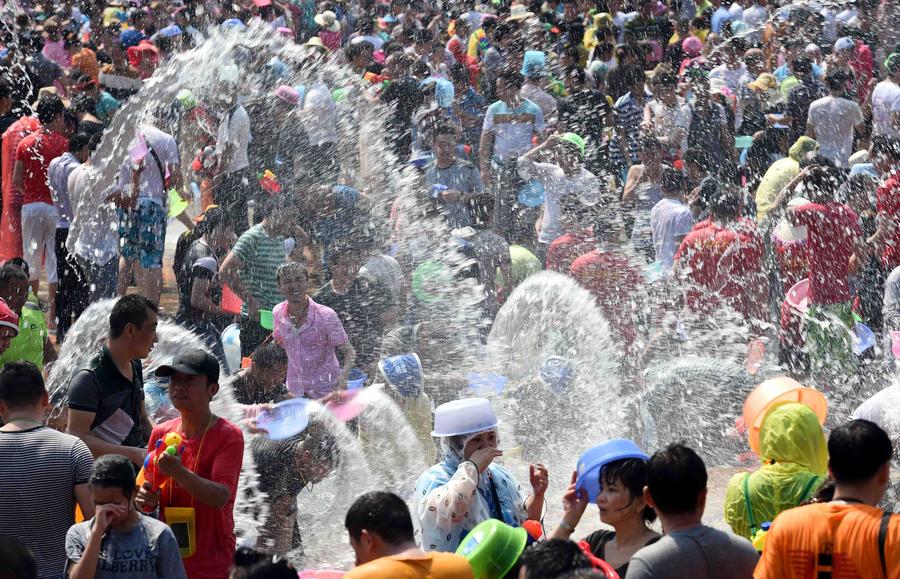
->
[314,10,341,32]
[431,398,499,437]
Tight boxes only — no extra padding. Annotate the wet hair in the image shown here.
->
[231,548,296,579]
[801,155,839,199]
[0,263,28,293]
[828,420,893,485]
[600,458,657,524]
[276,261,309,284]
[661,166,685,195]
[69,132,93,154]
[344,491,415,545]
[498,69,524,90]
[825,69,849,92]
[516,539,592,579]
[434,122,458,139]
[646,443,707,515]
[345,40,373,61]
[683,148,711,172]
[0,362,45,410]
[4,258,28,277]
[792,56,813,77]
[251,341,288,367]
[109,294,158,338]
[708,184,741,219]
[69,92,99,114]
[0,534,37,579]
[36,94,66,125]
[89,454,137,499]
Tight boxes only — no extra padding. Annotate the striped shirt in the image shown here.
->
[0,426,93,579]
[609,91,647,169]
[232,223,286,312]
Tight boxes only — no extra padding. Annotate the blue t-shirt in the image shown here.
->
[482,98,544,162]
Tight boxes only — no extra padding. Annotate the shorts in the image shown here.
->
[21,202,60,283]
[118,199,166,269]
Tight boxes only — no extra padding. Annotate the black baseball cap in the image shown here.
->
[155,349,220,384]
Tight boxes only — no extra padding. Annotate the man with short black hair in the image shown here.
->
[625,443,758,579]
[135,349,244,579]
[755,420,900,577]
[343,491,473,578]
[0,361,94,579]
[66,454,186,578]
[67,294,158,465]
[516,539,593,579]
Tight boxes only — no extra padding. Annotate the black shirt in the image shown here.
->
[313,276,391,369]
[175,238,225,328]
[584,529,661,577]
[67,346,146,449]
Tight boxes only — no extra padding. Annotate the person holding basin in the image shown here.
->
[414,397,549,552]
[550,439,660,577]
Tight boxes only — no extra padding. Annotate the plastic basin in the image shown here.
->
[743,376,827,456]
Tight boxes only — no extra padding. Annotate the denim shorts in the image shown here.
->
[118,199,166,269]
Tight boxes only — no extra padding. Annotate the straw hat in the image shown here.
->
[746,72,777,92]
[303,36,330,53]
[314,10,340,32]
[505,4,534,22]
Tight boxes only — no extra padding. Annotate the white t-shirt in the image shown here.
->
[118,125,180,204]
[517,157,599,244]
[872,80,900,138]
[806,95,863,167]
[709,63,749,94]
[302,82,338,146]
[67,164,119,265]
[216,104,251,173]
[650,197,694,271]
[645,98,692,153]
[852,386,900,438]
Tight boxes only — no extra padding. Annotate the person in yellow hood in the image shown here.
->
[754,136,819,224]
[724,402,828,540]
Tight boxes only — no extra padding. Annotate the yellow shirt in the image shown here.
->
[344,552,475,579]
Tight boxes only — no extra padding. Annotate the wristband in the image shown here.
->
[558,519,576,533]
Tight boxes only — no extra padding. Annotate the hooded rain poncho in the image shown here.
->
[725,402,828,539]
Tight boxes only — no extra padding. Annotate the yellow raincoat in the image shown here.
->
[754,136,819,223]
[724,402,828,540]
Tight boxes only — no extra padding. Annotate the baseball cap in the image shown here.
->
[0,299,19,336]
[156,349,220,384]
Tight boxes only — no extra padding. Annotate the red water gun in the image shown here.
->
[577,540,621,579]
[142,432,184,493]
[257,170,282,194]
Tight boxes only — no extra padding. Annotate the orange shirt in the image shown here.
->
[343,552,474,579]
[754,502,900,579]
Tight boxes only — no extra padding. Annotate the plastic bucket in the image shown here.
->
[517,180,545,208]
[326,391,364,422]
[256,398,311,440]
[221,324,241,376]
[735,135,754,149]
[221,284,243,315]
[466,372,508,395]
[743,376,827,456]
[347,368,367,391]
[785,278,810,314]
[379,353,423,397]
[576,439,649,503]
[852,322,875,355]
[167,188,189,219]
[432,397,498,437]
[259,309,274,331]
[456,519,528,579]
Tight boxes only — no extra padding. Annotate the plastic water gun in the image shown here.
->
[257,170,281,194]
[142,432,184,492]
[576,541,621,579]
[752,522,771,552]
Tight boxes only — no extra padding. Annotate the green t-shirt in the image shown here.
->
[232,223,286,313]
[0,302,47,367]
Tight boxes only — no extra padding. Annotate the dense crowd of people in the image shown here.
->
[2,0,900,576]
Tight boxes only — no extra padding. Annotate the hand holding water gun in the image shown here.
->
[142,432,184,492]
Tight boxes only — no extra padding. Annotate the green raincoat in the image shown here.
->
[724,402,828,539]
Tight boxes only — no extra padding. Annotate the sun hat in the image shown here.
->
[0,299,19,336]
[303,36,330,52]
[505,3,535,21]
[834,36,854,53]
[431,398,499,437]
[747,72,777,92]
[274,84,300,105]
[314,10,341,32]
[558,132,586,157]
